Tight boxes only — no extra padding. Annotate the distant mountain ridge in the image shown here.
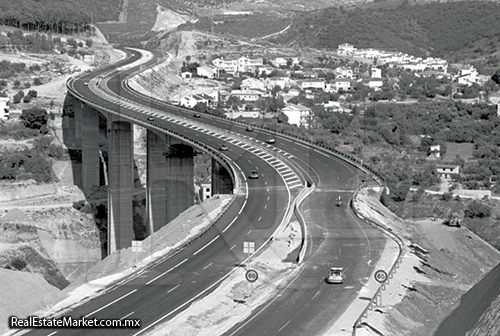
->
[279,2,500,59]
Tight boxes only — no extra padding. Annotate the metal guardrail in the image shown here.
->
[349,185,406,336]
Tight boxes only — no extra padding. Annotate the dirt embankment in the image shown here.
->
[353,188,500,336]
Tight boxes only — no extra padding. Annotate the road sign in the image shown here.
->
[243,241,255,254]
[245,269,259,283]
[374,270,388,283]
[131,240,143,252]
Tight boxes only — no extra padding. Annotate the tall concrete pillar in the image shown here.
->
[81,104,100,192]
[212,158,233,195]
[108,116,134,253]
[74,100,83,142]
[147,131,194,233]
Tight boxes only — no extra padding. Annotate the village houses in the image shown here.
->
[281,103,313,128]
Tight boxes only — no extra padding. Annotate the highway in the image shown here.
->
[25,48,386,336]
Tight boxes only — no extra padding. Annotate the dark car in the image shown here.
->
[248,170,259,179]
[194,112,201,118]
[246,125,254,132]
[219,144,229,151]
[147,117,155,121]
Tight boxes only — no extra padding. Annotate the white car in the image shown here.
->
[248,170,259,179]
[327,267,345,284]
[266,137,276,144]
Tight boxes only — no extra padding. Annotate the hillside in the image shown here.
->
[280,2,500,59]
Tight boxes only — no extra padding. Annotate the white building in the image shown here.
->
[367,78,383,90]
[337,43,357,56]
[332,79,351,92]
[229,89,264,101]
[371,67,382,78]
[241,78,266,91]
[271,56,300,67]
[265,77,291,90]
[334,67,354,79]
[212,57,239,75]
[0,96,9,120]
[238,55,263,73]
[301,79,325,90]
[282,103,313,128]
[181,93,215,108]
[197,65,217,79]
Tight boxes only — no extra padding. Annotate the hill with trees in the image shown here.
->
[281,2,500,59]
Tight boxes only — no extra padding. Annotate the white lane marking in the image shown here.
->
[238,199,247,215]
[267,188,269,192]
[47,332,58,336]
[314,149,330,157]
[265,181,268,185]
[222,216,239,233]
[85,289,138,318]
[267,196,270,200]
[278,320,291,332]
[247,230,252,235]
[258,216,262,221]
[167,284,180,293]
[146,259,188,285]
[230,244,236,251]
[264,204,267,209]
[203,262,213,270]
[120,312,134,320]
[312,291,321,300]
[193,236,219,255]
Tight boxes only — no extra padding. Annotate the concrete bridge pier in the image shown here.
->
[146,131,195,234]
[80,104,100,192]
[212,158,234,195]
[108,115,135,253]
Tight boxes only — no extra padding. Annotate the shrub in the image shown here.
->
[10,257,27,270]
[33,78,42,86]
[464,201,491,218]
[22,95,31,103]
[20,108,48,129]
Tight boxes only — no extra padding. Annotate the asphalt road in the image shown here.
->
[23,48,387,336]
[25,50,294,336]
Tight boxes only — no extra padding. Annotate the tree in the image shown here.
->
[393,181,410,202]
[33,78,42,85]
[491,69,500,84]
[464,201,491,218]
[20,108,48,129]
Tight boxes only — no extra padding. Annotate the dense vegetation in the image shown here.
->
[0,0,123,33]
[282,2,500,59]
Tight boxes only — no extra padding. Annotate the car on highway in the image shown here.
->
[193,112,201,118]
[266,137,276,144]
[147,117,155,121]
[83,82,89,86]
[327,267,345,284]
[248,170,259,179]
[246,125,254,132]
[219,144,229,151]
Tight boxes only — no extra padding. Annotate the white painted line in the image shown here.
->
[85,289,138,318]
[264,204,268,209]
[193,236,219,255]
[247,230,252,235]
[258,216,262,221]
[278,320,291,332]
[120,311,135,320]
[230,244,236,251]
[167,284,180,293]
[47,332,58,336]
[314,149,330,157]
[146,259,188,285]
[203,262,213,270]
[312,291,321,300]
[265,181,268,185]
[222,216,239,233]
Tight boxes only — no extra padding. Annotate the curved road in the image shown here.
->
[25,48,386,336]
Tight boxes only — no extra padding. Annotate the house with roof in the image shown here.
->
[197,65,217,79]
[367,78,383,90]
[371,67,382,78]
[0,96,10,120]
[353,48,381,59]
[271,56,300,67]
[229,89,264,101]
[334,67,354,79]
[238,55,263,73]
[281,103,313,128]
[265,77,291,90]
[436,164,460,179]
[337,43,357,56]
[181,93,215,108]
[301,79,325,90]
[241,78,266,91]
[328,79,351,92]
[212,57,239,75]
